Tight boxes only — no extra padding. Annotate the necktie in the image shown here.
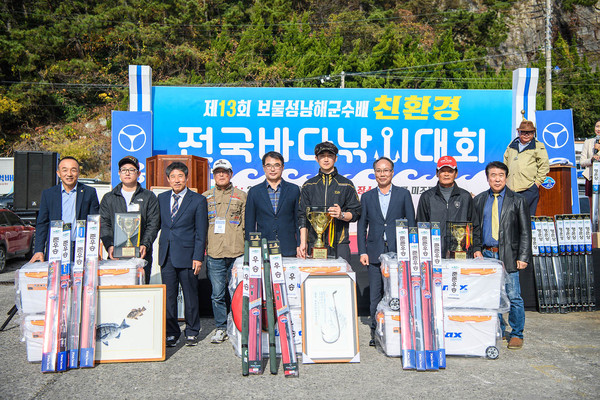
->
[171,194,180,220]
[492,193,499,241]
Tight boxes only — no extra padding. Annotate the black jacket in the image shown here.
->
[99,183,160,254]
[416,183,478,257]
[298,167,361,247]
[472,187,532,273]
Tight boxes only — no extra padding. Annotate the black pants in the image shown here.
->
[160,256,200,338]
[518,184,539,216]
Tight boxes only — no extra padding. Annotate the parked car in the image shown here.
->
[0,192,13,210]
[0,208,35,271]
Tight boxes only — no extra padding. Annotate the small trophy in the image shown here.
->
[114,212,141,258]
[446,221,473,259]
[306,206,332,259]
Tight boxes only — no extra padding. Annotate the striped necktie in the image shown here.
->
[492,193,499,241]
[171,194,180,220]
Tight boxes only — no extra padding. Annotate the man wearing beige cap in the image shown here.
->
[202,159,246,344]
[503,119,549,216]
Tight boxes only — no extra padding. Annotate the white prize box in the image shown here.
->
[441,259,503,309]
[17,262,49,314]
[444,310,499,357]
[375,307,401,357]
[97,259,144,286]
[22,314,45,362]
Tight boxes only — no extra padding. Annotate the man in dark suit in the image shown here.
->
[158,162,208,347]
[357,157,415,346]
[30,156,100,262]
[245,151,300,257]
[472,161,531,350]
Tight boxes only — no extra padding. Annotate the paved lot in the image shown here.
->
[1,258,599,399]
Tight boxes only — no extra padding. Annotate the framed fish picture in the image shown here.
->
[300,272,360,364]
[95,285,166,363]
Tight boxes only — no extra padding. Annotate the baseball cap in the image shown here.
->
[212,159,233,172]
[118,155,140,170]
[314,141,339,156]
[437,155,457,170]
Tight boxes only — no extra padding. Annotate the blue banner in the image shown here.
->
[152,87,512,204]
[111,111,153,188]
[535,109,579,213]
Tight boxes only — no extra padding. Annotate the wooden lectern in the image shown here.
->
[146,155,210,193]
[536,165,573,216]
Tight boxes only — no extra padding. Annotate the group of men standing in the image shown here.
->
[31,117,548,351]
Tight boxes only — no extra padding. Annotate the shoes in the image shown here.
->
[166,336,178,347]
[369,339,376,347]
[507,337,524,350]
[186,335,200,346]
[211,329,228,344]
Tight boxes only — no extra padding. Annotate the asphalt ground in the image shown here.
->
[1,258,599,400]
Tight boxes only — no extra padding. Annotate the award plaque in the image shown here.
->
[446,221,473,259]
[306,206,332,259]
[114,212,141,258]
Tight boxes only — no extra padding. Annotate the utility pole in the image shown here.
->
[545,0,552,110]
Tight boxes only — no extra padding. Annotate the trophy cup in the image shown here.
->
[306,206,332,259]
[114,213,141,258]
[447,221,472,259]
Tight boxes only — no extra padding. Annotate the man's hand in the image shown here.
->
[298,243,307,259]
[473,251,483,259]
[30,252,44,263]
[139,245,147,259]
[516,260,527,270]
[192,260,202,275]
[108,246,118,260]
[328,203,343,220]
[360,254,369,266]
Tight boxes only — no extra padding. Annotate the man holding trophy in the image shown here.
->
[298,141,361,263]
[100,155,160,283]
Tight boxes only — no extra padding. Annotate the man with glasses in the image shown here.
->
[245,151,300,257]
[298,141,361,263]
[357,157,415,346]
[202,159,246,344]
[30,156,100,262]
[100,156,160,283]
[503,119,549,216]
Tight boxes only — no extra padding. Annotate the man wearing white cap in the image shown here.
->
[416,155,478,257]
[202,159,247,344]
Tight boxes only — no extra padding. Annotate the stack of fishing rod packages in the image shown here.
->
[376,220,446,371]
[15,216,147,368]
[531,214,595,313]
[235,233,299,377]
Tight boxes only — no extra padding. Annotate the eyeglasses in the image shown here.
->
[519,131,535,135]
[263,163,282,170]
[119,168,138,174]
[375,169,392,174]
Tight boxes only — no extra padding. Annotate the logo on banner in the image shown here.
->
[118,124,147,152]
[542,122,569,149]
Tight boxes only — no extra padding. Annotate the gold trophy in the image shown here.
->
[115,213,141,258]
[307,206,332,259]
[447,222,472,259]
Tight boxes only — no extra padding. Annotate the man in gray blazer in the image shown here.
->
[357,157,415,346]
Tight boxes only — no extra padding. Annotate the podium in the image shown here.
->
[146,155,210,193]
[536,165,573,216]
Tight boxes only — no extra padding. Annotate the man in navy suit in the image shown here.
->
[357,157,415,346]
[158,162,208,347]
[245,151,300,257]
[30,156,100,262]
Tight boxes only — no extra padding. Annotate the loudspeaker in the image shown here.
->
[14,151,59,211]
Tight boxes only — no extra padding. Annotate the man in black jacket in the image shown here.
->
[416,156,478,257]
[472,161,531,350]
[100,156,160,283]
[298,141,361,263]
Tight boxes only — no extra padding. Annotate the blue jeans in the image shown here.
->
[206,256,236,329]
[482,249,525,339]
